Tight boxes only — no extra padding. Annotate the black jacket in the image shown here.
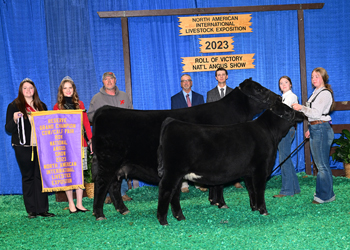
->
[5,101,47,146]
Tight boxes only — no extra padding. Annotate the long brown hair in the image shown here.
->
[14,78,44,118]
[57,77,80,110]
[312,67,335,111]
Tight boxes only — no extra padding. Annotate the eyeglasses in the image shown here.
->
[181,80,192,83]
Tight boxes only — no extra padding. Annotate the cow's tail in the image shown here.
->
[157,117,176,178]
[91,154,99,182]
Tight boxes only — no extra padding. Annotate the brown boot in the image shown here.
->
[234,182,243,188]
[104,196,112,204]
[273,194,293,198]
[181,187,189,193]
[122,194,133,201]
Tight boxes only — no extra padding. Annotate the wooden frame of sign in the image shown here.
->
[97,3,325,175]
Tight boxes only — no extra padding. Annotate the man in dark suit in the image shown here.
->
[171,74,206,193]
[171,74,204,109]
[206,67,233,103]
[206,67,244,189]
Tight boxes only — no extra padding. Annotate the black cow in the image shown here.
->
[157,102,304,225]
[92,78,282,220]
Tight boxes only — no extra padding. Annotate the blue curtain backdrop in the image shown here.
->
[1,0,349,194]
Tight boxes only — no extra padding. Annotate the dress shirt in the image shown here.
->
[282,90,298,108]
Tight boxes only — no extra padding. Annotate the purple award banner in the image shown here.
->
[32,110,84,192]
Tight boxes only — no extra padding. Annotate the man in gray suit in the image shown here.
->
[206,67,233,102]
[206,67,243,189]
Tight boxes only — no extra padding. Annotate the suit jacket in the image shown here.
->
[171,91,204,109]
[206,86,233,103]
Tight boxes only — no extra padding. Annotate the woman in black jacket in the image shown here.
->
[5,78,55,218]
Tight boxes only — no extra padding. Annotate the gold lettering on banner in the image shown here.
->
[179,14,252,36]
[199,37,234,53]
[181,54,255,73]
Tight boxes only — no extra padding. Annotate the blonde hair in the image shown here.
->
[312,67,335,111]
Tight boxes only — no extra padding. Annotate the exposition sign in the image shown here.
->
[178,14,252,36]
[32,110,84,192]
[181,54,255,72]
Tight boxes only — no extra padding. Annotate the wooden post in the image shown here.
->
[297,9,312,175]
[121,17,133,103]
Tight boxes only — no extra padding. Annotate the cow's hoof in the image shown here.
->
[159,221,169,226]
[122,210,130,215]
[219,205,229,209]
[175,215,186,221]
[96,216,107,221]
[262,212,269,216]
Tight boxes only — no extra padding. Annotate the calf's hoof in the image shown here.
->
[116,208,130,215]
[96,216,107,221]
[159,220,169,226]
[175,214,186,221]
[157,216,169,226]
[210,201,217,206]
[219,204,229,209]
[258,209,268,215]
[122,210,130,215]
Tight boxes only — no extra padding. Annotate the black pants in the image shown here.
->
[14,146,48,214]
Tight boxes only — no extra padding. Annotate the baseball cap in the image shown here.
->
[102,72,116,80]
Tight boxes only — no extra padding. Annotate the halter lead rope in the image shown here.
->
[272,138,308,173]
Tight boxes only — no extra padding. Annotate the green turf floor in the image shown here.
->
[1,172,350,249]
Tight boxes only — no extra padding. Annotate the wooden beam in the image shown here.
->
[332,124,350,134]
[98,3,324,18]
[121,17,133,103]
[297,9,312,175]
[334,101,350,111]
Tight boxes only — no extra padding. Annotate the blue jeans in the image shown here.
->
[278,127,300,196]
[309,122,335,203]
[106,179,129,198]
[121,179,128,196]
